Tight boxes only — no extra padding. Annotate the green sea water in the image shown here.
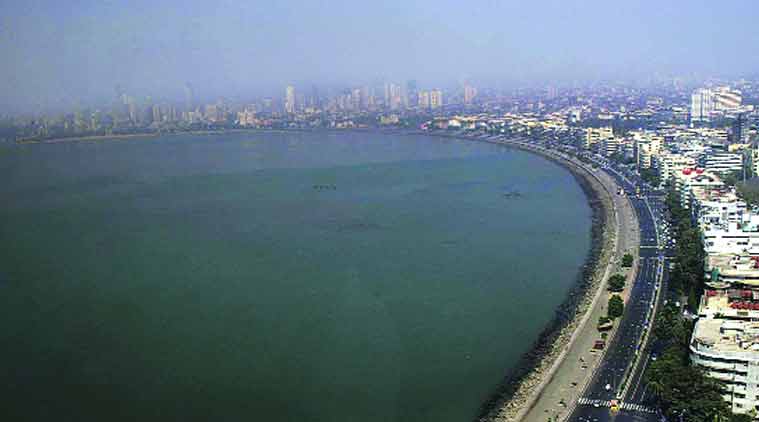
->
[0,131,590,421]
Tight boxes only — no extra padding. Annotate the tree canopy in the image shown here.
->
[608,274,626,292]
[607,294,624,319]
[621,253,634,268]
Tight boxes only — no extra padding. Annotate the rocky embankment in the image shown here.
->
[473,145,615,422]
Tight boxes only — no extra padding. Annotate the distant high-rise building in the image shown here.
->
[262,97,273,113]
[127,101,138,124]
[691,88,714,123]
[430,89,443,110]
[463,84,477,104]
[351,88,361,111]
[418,91,430,109]
[406,80,418,108]
[152,104,161,123]
[713,87,742,111]
[285,85,296,114]
[691,86,742,124]
[384,82,403,110]
[309,85,320,109]
[205,104,218,122]
[359,86,370,110]
[732,113,748,143]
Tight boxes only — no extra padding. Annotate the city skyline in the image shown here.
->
[2,0,759,113]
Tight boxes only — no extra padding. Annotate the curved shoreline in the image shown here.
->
[473,140,614,422]
[17,128,616,421]
[419,134,615,422]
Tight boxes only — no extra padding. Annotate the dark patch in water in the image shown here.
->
[314,217,384,233]
[337,221,383,233]
[501,191,524,199]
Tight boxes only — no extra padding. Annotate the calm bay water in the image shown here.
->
[0,131,590,421]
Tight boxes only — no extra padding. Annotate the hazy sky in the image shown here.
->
[1,0,758,112]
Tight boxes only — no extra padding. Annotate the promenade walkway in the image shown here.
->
[520,165,640,422]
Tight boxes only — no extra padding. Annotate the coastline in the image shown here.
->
[12,127,409,145]
[478,141,614,422]
[421,134,615,422]
[18,128,617,421]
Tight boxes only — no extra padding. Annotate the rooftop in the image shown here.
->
[692,318,759,361]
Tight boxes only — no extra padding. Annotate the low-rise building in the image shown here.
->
[690,317,759,414]
[700,152,744,177]
[674,168,723,209]
[585,127,613,150]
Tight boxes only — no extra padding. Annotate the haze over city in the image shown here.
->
[5,2,759,422]
[2,0,759,112]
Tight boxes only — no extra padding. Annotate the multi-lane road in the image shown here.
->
[492,135,669,421]
[569,152,669,422]
[467,133,670,421]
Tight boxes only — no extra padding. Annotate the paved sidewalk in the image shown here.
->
[520,169,640,422]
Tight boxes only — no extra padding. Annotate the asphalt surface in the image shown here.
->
[474,135,669,421]
[569,157,666,422]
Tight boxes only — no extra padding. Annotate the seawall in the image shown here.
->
[419,133,615,422]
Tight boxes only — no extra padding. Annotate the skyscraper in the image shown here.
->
[713,87,742,111]
[430,89,443,110]
[418,91,430,109]
[691,88,713,123]
[384,82,402,110]
[406,80,418,108]
[285,85,296,114]
[463,84,477,104]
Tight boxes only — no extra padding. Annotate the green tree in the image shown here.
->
[608,274,626,292]
[608,294,624,319]
[640,167,661,186]
[621,253,634,268]
[688,286,700,313]
[644,181,732,422]
[729,413,755,422]
[721,170,742,188]
[736,178,759,207]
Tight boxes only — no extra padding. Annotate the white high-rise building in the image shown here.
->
[417,91,430,109]
[429,89,443,110]
[691,88,714,123]
[285,85,296,114]
[463,84,477,104]
[714,87,742,112]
